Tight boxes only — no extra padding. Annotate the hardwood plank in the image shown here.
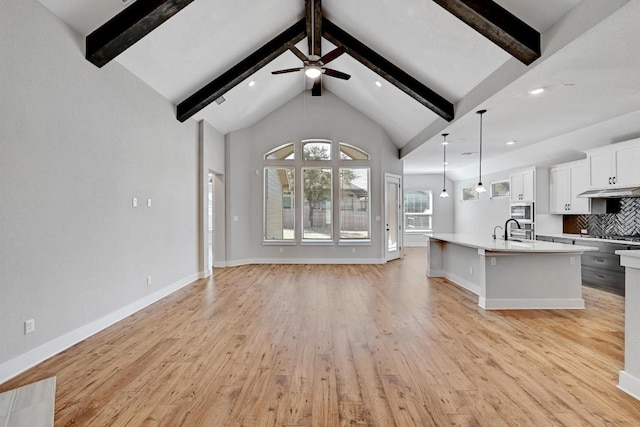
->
[2,249,640,425]
[311,354,339,427]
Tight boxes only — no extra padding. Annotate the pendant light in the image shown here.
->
[475,109,487,193]
[440,133,450,198]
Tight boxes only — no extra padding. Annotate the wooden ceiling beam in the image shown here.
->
[86,0,196,68]
[176,19,306,122]
[306,0,322,57]
[322,19,454,122]
[432,0,540,65]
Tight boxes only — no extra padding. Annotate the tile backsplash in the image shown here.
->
[566,198,640,236]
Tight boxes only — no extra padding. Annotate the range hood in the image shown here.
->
[577,187,640,198]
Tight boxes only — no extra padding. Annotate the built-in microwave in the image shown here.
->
[510,202,534,223]
[508,222,535,240]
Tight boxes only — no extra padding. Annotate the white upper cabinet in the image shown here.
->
[586,138,640,188]
[550,160,590,214]
[510,168,535,202]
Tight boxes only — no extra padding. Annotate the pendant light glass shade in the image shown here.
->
[475,109,487,193]
[440,133,450,198]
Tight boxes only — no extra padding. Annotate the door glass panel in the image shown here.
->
[387,181,398,252]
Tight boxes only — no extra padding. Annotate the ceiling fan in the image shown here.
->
[272,43,351,85]
[271,0,350,95]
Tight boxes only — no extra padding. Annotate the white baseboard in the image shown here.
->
[0,272,200,385]
[619,370,640,401]
[225,257,386,267]
[443,272,481,296]
[479,298,585,310]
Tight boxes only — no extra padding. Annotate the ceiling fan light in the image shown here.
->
[305,66,322,79]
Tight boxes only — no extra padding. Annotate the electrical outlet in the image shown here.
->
[570,257,575,265]
[491,257,496,266]
[469,267,473,275]
[24,319,35,335]
[147,198,152,207]
[132,197,138,207]
[147,276,152,286]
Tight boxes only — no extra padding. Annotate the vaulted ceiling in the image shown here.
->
[38,0,640,180]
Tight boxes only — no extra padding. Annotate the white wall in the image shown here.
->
[225,92,402,264]
[453,168,562,238]
[454,171,513,239]
[403,174,455,246]
[0,0,200,380]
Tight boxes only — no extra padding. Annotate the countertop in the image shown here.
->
[428,233,598,254]
[537,233,640,246]
[616,250,640,259]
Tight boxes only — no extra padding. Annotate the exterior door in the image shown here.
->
[385,173,402,261]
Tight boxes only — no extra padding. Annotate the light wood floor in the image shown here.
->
[2,248,640,426]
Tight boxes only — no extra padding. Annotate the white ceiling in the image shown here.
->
[37,0,640,180]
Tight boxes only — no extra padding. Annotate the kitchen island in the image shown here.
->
[615,250,640,400]
[427,233,598,310]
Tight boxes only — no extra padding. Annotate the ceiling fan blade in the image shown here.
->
[287,44,309,62]
[311,77,322,96]
[319,47,345,65]
[322,68,351,80]
[271,67,304,75]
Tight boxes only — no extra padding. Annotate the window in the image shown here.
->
[339,168,370,239]
[265,143,295,160]
[263,141,370,244]
[491,180,510,198]
[302,168,332,240]
[264,168,294,240]
[462,186,479,201]
[340,143,369,160]
[303,140,331,160]
[404,190,432,232]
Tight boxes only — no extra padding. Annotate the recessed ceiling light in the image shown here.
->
[506,140,515,145]
[248,80,256,87]
[528,87,545,95]
[375,80,382,87]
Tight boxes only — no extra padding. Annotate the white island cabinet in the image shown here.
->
[427,234,597,310]
[615,250,640,401]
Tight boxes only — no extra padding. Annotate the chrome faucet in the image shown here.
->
[492,225,503,240]
[504,218,521,240]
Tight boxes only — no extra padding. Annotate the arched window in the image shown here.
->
[264,143,295,160]
[263,140,371,243]
[339,142,369,160]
